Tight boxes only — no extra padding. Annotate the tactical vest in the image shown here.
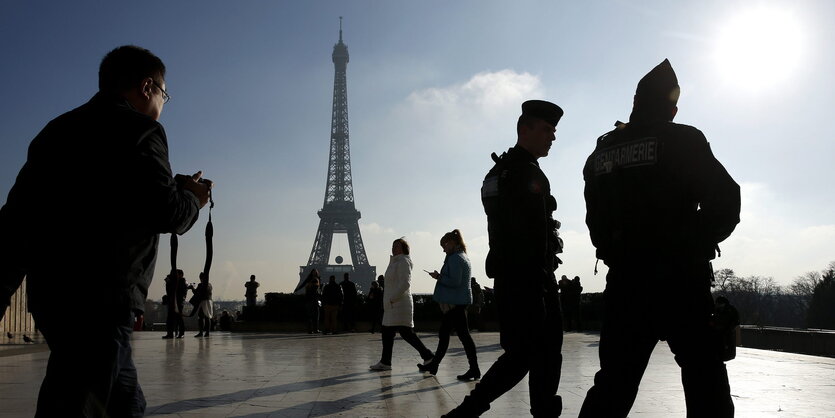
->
[583,121,739,263]
[481,146,563,279]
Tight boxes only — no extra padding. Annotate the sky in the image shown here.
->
[1,1,833,301]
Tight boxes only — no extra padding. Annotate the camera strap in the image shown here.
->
[169,190,214,313]
[203,193,215,278]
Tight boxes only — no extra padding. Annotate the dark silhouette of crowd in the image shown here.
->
[558,275,583,332]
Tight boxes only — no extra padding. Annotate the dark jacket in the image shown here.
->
[340,280,357,304]
[322,282,344,306]
[368,286,383,308]
[165,276,188,308]
[583,120,740,265]
[481,145,562,282]
[0,93,200,315]
[304,282,321,304]
[245,280,259,298]
[192,282,212,304]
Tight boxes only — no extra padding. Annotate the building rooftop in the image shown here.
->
[1,330,833,417]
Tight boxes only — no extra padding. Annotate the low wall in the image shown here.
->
[230,319,502,333]
[740,326,835,358]
[226,323,834,358]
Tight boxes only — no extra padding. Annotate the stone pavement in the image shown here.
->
[0,331,833,417]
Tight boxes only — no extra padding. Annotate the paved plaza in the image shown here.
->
[1,330,833,417]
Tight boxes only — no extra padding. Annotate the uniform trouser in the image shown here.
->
[579,262,734,418]
[246,296,256,307]
[33,310,146,418]
[380,326,434,365]
[460,277,563,416]
[432,305,478,370]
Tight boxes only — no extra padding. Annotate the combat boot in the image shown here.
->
[442,395,489,418]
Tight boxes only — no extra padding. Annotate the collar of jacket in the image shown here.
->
[628,107,671,126]
[89,92,141,113]
[508,145,539,166]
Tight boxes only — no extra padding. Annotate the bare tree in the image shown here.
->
[710,263,835,328]
[712,268,737,293]
[807,261,835,329]
[790,271,820,301]
[717,274,781,326]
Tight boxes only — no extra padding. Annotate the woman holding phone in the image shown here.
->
[418,229,480,380]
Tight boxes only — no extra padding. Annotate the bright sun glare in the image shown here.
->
[714,6,805,91]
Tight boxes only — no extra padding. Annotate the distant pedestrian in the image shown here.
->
[558,275,571,329]
[570,276,583,331]
[559,275,583,332]
[341,272,358,332]
[304,270,322,334]
[219,310,233,331]
[173,270,188,337]
[190,272,213,338]
[420,229,480,381]
[163,272,187,339]
[368,281,384,333]
[245,274,259,308]
[712,296,740,361]
[469,277,484,331]
[322,275,343,335]
[370,238,434,371]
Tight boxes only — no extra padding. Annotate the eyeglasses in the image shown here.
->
[152,80,171,104]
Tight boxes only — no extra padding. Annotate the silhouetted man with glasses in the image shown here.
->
[0,45,211,417]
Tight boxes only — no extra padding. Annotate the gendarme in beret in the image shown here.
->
[635,59,680,108]
[522,100,564,127]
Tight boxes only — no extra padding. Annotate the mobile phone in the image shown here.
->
[423,269,432,274]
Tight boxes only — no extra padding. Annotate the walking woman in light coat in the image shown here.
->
[370,237,434,371]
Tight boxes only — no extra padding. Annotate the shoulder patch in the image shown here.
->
[529,179,543,194]
[592,137,659,175]
[482,175,499,198]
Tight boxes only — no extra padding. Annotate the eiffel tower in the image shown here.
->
[297,18,376,293]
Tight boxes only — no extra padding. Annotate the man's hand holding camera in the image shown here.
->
[176,171,213,208]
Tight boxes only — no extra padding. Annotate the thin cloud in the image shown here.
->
[390,70,544,150]
[717,182,835,283]
[406,69,543,111]
[359,222,395,235]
